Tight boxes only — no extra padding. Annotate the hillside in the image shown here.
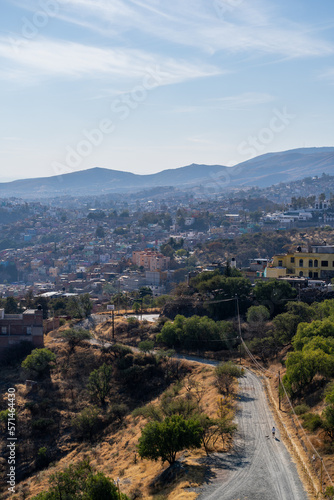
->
[0,320,237,500]
[0,147,334,199]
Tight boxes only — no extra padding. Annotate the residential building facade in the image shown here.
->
[269,245,334,280]
[0,308,44,352]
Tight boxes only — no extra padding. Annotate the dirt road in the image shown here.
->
[196,368,309,500]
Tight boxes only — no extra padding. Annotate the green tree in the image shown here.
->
[293,319,334,351]
[253,279,297,315]
[272,312,301,343]
[215,362,244,395]
[138,415,202,465]
[30,459,129,499]
[322,404,334,440]
[138,340,154,354]
[61,328,92,353]
[5,296,18,314]
[283,349,333,396]
[87,363,113,406]
[67,294,93,319]
[246,305,270,324]
[21,348,56,377]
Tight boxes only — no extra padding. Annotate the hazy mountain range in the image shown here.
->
[1,147,334,199]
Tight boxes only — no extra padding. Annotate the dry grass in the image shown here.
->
[4,351,232,500]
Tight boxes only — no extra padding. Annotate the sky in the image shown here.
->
[1,0,334,182]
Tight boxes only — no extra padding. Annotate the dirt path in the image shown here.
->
[196,368,309,500]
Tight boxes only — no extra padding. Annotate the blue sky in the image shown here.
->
[1,0,334,181]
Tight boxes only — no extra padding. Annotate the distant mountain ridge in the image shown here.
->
[1,147,334,199]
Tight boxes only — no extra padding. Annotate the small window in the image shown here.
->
[299,259,303,267]
[309,271,313,278]
[299,271,304,277]
[314,259,319,267]
[1,326,7,334]
[278,260,283,267]
[290,257,295,263]
[321,261,328,267]
[26,327,32,335]
[314,272,319,278]
[308,260,313,268]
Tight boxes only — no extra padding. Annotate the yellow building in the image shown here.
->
[269,244,334,280]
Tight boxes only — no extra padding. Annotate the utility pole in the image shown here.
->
[112,309,115,340]
[320,458,323,494]
[117,279,120,314]
[236,295,242,365]
[278,370,281,410]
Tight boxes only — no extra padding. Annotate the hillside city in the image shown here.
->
[2,168,334,500]
[1,173,334,301]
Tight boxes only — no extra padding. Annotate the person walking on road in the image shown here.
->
[272,426,276,438]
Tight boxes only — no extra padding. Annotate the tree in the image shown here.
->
[272,312,301,343]
[72,407,100,441]
[30,459,129,499]
[246,305,270,324]
[67,294,92,319]
[138,415,202,465]
[95,226,105,238]
[61,328,91,353]
[4,296,18,314]
[215,362,244,395]
[138,340,154,354]
[253,279,297,315]
[283,349,333,396]
[21,348,56,377]
[293,319,334,351]
[322,404,334,440]
[87,363,113,406]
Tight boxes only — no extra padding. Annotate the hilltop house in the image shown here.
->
[0,308,43,353]
[266,244,334,280]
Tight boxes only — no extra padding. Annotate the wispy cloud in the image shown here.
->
[10,0,333,59]
[170,93,275,114]
[212,92,275,110]
[16,0,331,59]
[0,37,221,85]
[319,68,334,84]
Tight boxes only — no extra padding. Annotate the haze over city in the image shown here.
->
[1,0,334,182]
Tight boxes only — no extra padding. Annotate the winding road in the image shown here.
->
[196,368,309,500]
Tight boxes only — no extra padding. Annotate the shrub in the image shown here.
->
[301,413,323,432]
[30,459,129,499]
[21,348,56,377]
[215,362,244,395]
[72,407,100,440]
[31,418,55,432]
[87,363,113,406]
[138,340,154,354]
[132,404,163,422]
[60,328,91,353]
[107,403,129,424]
[293,404,310,415]
[36,447,49,469]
